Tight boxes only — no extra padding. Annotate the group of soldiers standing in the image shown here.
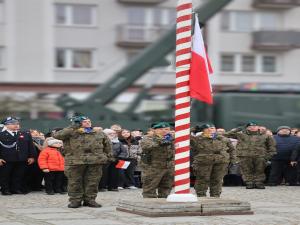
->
[1,115,299,208]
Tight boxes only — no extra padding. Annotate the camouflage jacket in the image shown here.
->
[140,134,174,169]
[191,135,237,165]
[225,129,276,159]
[53,126,113,165]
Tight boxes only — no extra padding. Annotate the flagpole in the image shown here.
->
[167,0,197,202]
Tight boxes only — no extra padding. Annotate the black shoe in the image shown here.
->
[82,201,102,208]
[108,188,119,192]
[267,183,277,186]
[255,184,265,189]
[2,190,12,195]
[68,201,81,208]
[11,190,23,194]
[46,191,55,195]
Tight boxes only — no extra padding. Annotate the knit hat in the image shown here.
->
[276,126,291,133]
[47,138,63,147]
[103,129,115,135]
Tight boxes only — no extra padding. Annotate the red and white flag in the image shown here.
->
[115,160,131,169]
[190,16,213,104]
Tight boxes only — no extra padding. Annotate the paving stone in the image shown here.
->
[8,208,70,214]
[45,219,123,225]
[26,212,95,220]
[0,223,26,225]
[0,216,9,222]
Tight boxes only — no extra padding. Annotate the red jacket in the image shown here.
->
[38,147,65,171]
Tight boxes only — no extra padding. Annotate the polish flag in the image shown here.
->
[115,160,131,169]
[190,16,213,104]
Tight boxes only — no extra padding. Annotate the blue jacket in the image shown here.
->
[272,135,300,161]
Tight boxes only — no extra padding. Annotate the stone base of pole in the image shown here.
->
[116,198,253,217]
[166,193,198,202]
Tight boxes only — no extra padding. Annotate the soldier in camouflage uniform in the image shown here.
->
[191,124,237,197]
[225,122,276,189]
[53,116,113,208]
[140,122,174,198]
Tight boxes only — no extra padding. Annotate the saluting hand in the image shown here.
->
[27,158,35,165]
[0,159,6,166]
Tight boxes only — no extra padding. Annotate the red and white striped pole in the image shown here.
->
[167,0,197,202]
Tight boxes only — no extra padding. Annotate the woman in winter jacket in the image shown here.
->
[38,138,65,195]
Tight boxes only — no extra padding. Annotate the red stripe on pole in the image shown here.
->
[176,48,191,57]
[175,168,190,176]
[176,3,192,11]
[175,178,190,187]
[176,37,191,46]
[176,59,190,67]
[175,146,190,154]
[175,102,190,110]
[176,69,190,77]
[176,26,191,34]
[175,135,189,143]
[175,113,190,121]
[176,81,189,88]
[176,15,192,23]
[176,92,189,99]
[176,189,191,194]
[175,156,190,165]
[175,124,190,131]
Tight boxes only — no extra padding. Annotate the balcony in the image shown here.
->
[116,24,169,48]
[252,30,300,51]
[118,0,166,4]
[253,0,300,9]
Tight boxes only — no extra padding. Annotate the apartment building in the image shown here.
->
[207,0,300,86]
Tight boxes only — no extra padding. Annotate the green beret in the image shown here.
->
[198,123,215,132]
[246,121,258,127]
[152,122,171,129]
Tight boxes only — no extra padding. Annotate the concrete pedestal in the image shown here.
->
[117,198,253,217]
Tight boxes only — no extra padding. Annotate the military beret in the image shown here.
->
[71,116,89,124]
[152,122,171,129]
[198,123,215,132]
[276,126,291,133]
[2,116,20,125]
[246,121,258,127]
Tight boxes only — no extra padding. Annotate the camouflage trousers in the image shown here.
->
[142,167,174,198]
[64,164,102,203]
[239,157,266,185]
[193,162,227,197]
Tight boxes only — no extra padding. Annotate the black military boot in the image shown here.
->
[255,183,265,189]
[246,183,255,189]
[68,201,81,208]
[83,200,102,208]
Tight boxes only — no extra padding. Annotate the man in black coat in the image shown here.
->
[0,117,36,195]
[268,126,300,186]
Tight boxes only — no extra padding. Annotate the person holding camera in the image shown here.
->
[53,116,113,208]
[140,122,174,198]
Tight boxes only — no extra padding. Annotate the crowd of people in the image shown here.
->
[0,116,299,208]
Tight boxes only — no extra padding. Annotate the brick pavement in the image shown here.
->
[0,186,299,225]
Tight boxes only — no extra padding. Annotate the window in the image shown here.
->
[221,55,235,72]
[262,56,276,73]
[220,11,282,32]
[242,55,255,72]
[55,49,94,69]
[55,4,96,26]
[235,12,253,32]
[258,13,280,31]
[0,0,4,23]
[128,7,145,25]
